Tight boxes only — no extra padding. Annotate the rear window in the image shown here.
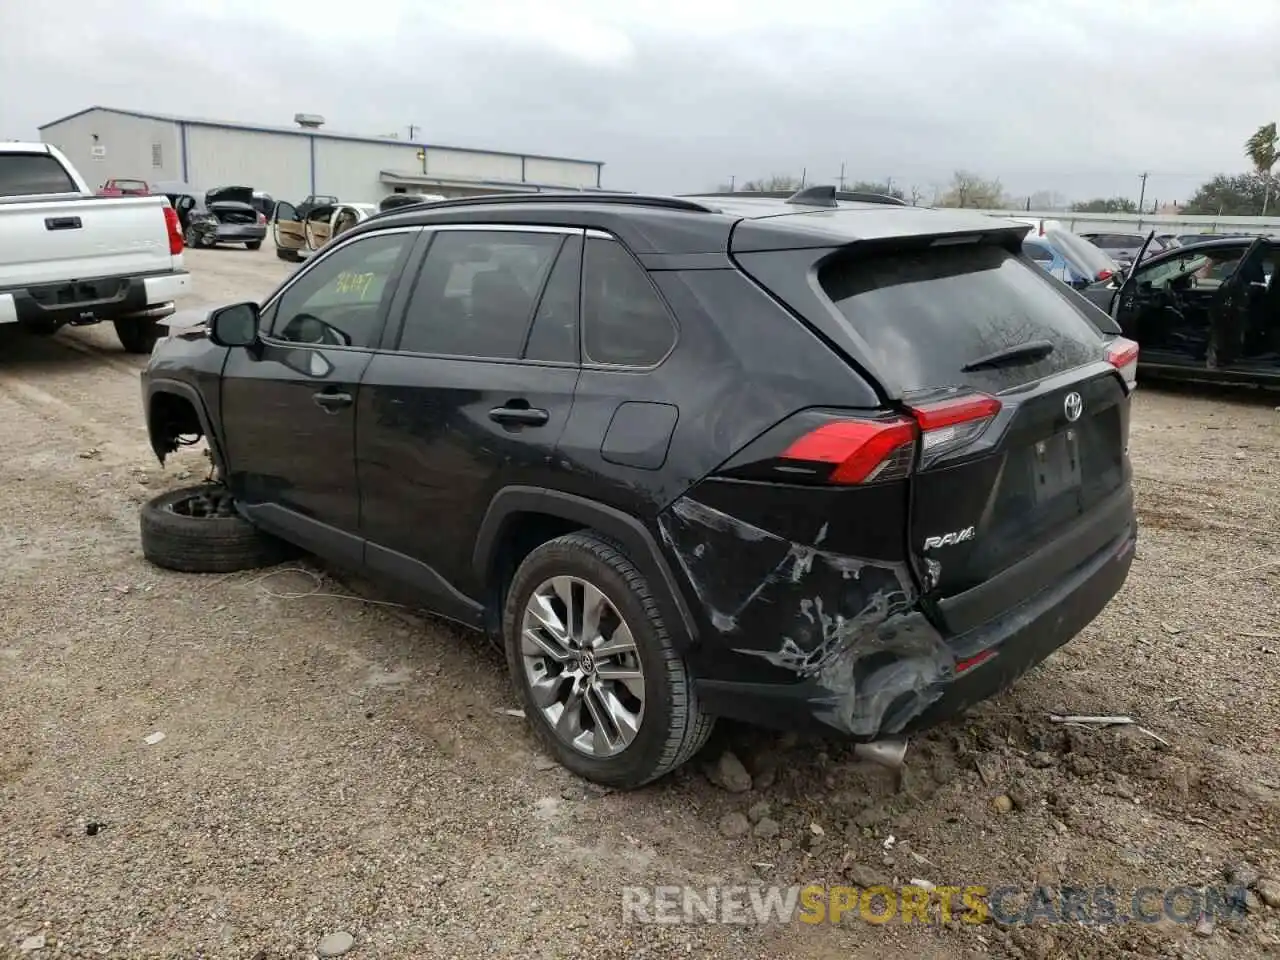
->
[819,244,1108,394]
[1089,234,1143,250]
[0,152,76,197]
[1045,227,1118,277]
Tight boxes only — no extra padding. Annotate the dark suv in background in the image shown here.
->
[140,188,1139,788]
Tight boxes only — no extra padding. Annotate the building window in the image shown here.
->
[151,143,162,168]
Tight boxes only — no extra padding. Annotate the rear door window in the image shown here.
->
[0,152,76,197]
[819,244,1108,394]
[397,229,563,359]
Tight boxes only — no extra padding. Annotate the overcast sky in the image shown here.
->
[2,0,1276,204]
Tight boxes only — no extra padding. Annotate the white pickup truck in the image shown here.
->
[0,142,190,353]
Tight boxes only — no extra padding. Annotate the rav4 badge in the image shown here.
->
[923,526,976,550]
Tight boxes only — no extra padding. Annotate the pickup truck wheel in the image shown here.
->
[245,240,263,251]
[503,532,714,789]
[114,317,159,354]
[140,484,293,574]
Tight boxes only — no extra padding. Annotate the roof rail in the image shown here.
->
[695,187,908,207]
[370,191,722,218]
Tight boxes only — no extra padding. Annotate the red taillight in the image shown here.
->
[1096,268,1113,282]
[781,418,915,485]
[777,392,1001,485]
[909,393,1002,467]
[911,394,1002,431]
[163,205,183,255]
[1106,336,1139,391]
[257,211,266,224]
[955,649,996,673]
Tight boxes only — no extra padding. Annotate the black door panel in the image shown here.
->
[218,229,417,551]
[221,343,372,545]
[358,356,579,592]
[356,227,583,599]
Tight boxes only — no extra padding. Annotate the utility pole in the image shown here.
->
[729,175,735,192]
[800,167,807,188]
[408,124,420,140]
[1137,171,1148,214]
[836,162,846,190]
[886,176,894,195]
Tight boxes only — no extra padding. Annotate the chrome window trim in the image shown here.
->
[260,225,423,315]
[388,225,585,364]
[258,225,423,352]
[577,232,680,371]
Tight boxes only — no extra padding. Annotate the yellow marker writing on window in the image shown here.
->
[333,271,377,299]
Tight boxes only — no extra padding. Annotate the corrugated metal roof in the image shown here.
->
[38,106,604,169]
[378,170,616,193]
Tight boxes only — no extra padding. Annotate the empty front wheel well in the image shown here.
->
[148,390,205,461]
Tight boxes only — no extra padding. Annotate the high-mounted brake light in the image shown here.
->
[777,393,1002,485]
[1106,336,1139,391]
[163,205,183,255]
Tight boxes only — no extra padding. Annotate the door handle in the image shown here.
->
[313,390,353,412]
[489,404,549,426]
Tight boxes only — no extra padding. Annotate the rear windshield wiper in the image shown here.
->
[961,339,1055,372]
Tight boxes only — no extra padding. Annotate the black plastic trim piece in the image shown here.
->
[472,486,700,648]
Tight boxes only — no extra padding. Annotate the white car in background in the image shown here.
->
[272,200,380,261]
[272,193,449,262]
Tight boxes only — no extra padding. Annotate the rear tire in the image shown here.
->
[114,317,160,354]
[503,532,714,789]
[140,484,293,574]
[245,240,262,251]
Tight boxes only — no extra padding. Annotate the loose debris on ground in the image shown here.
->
[1,245,1278,958]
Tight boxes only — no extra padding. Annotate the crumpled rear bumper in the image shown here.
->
[660,495,1136,740]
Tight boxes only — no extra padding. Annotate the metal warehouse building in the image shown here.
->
[38,106,606,202]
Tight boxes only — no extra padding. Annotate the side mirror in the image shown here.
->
[208,301,260,348]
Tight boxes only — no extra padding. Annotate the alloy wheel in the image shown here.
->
[520,575,646,757]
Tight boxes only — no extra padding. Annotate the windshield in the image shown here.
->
[1134,247,1252,291]
[1045,228,1117,278]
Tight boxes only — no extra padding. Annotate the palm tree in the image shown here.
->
[1244,122,1278,215]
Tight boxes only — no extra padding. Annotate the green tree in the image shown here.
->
[1181,173,1273,216]
[1070,197,1139,213]
[1244,122,1278,214]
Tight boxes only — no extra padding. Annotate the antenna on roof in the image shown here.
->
[786,185,839,208]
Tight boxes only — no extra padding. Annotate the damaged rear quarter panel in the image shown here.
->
[658,494,959,737]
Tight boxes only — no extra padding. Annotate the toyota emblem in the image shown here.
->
[1063,391,1083,422]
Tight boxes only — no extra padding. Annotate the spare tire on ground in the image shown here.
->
[140,484,293,573]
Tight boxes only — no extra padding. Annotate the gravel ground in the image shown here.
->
[1,242,1279,959]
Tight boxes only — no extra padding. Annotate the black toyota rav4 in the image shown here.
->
[140,187,1139,789]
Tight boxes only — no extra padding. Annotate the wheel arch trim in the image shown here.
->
[473,486,700,649]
